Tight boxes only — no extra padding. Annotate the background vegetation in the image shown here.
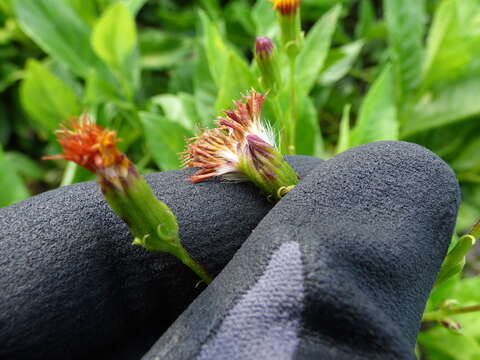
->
[0,0,479,358]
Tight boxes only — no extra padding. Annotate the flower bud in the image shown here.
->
[255,37,282,95]
[45,114,212,283]
[255,37,275,61]
[269,0,302,59]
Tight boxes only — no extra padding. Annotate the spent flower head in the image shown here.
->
[45,113,212,284]
[44,113,134,192]
[182,90,298,201]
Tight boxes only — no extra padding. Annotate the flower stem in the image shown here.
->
[271,96,288,153]
[288,58,297,155]
[470,220,480,239]
[60,162,78,187]
[106,175,212,284]
[423,304,480,322]
[177,250,213,284]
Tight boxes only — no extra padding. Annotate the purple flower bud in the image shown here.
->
[254,37,282,94]
[255,37,275,61]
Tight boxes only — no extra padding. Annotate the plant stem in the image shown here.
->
[288,58,297,155]
[271,97,288,153]
[178,250,213,284]
[106,174,212,284]
[470,220,480,239]
[423,304,480,322]
[137,153,152,169]
[60,162,77,187]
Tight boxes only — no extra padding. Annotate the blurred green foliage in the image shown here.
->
[1,0,480,357]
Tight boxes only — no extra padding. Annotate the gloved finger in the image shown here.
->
[143,141,460,360]
[0,156,322,360]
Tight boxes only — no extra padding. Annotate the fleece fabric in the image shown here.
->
[0,156,322,360]
[144,141,460,360]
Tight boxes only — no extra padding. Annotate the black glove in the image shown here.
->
[0,156,323,360]
[143,141,460,360]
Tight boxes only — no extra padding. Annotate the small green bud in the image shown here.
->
[435,234,476,286]
[255,37,282,95]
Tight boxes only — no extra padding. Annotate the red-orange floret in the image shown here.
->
[269,0,300,16]
[44,113,127,174]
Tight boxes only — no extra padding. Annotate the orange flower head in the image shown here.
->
[269,0,300,16]
[45,113,128,175]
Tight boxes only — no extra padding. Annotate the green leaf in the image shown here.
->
[336,104,351,154]
[123,0,148,15]
[418,326,480,360]
[295,4,341,94]
[0,147,29,208]
[423,276,480,355]
[5,151,46,180]
[427,275,461,312]
[355,0,375,39]
[350,66,398,146]
[0,101,10,146]
[0,0,13,16]
[215,52,258,112]
[458,185,480,234]
[471,221,480,240]
[424,277,480,349]
[178,93,202,130]
[384,0,425,98]
[84,69,126,106]
[63,0,98,24]
[15,0,103,77]
[193,44,217,128]
[319,40,364,86]
[401,78,480,137]
[451,137,480,173]
[253,0,278,40]
[198,0,220,20]
[0,62,22,93]
[435,235,476,286]
[20,60,80,132]
[453,277,480,304]
[224,0,256,36]
[67,0,145,16]
[422,0,480,89]
[91,2,137,70]
[295,94,324,157]
[149,93,201,132]
[199,10,229,86]
[139,112,193,171]
[139,29,190,70]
